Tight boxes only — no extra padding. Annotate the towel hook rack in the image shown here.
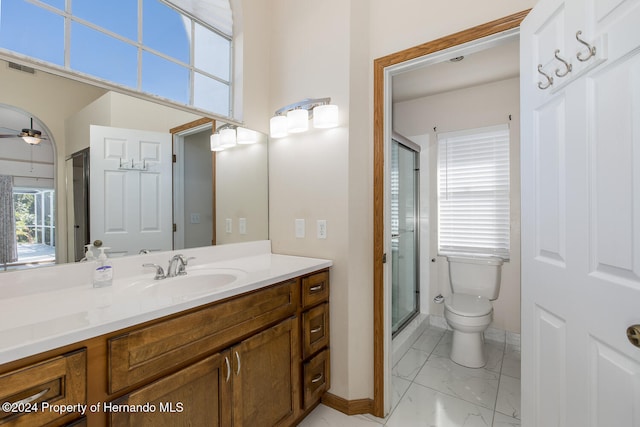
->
[537,64,553,90]
[576,31,596,62]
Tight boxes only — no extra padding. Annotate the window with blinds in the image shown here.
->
[437,124,510,259]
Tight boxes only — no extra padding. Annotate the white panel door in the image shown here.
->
[521,0,640,426]
[90,125,172,257]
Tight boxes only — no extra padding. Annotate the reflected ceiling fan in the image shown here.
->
[0,118,48,145]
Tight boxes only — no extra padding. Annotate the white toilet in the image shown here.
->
[443,255,503,368]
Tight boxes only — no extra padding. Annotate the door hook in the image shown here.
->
[576,31,596,62]
[554,49,572,77]
[537,64,553,90]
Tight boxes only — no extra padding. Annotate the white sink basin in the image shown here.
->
[123,268,246,298]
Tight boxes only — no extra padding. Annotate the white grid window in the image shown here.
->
[0,0,232,117]
[437,124,510,259]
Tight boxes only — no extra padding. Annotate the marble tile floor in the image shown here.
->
[299,325,521,427]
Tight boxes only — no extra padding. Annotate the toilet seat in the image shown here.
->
[444,294,492,317]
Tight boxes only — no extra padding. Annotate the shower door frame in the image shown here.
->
[390,132,420,338]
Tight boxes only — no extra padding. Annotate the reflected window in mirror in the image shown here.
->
[0,0,233,117]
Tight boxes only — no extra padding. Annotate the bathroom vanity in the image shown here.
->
[0,242,331,426]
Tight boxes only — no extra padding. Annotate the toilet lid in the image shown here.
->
[445,294,492,317]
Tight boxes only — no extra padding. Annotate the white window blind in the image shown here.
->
[437,124,510,259]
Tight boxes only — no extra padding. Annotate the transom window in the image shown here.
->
[437,124,511,259]
[0,0,232,117]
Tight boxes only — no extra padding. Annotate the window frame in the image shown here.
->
[0,0,233,118]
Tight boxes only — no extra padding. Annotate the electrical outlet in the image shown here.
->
[317,220,327,239]
[295,219,305,238]
[239,218,247,235]
[225,218,232,233]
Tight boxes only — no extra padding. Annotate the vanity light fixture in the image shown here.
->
[220,127,237,148]
[210,123,258,151]
[269,97,339,138]
[236,127,259,144]
[210,132,224,151]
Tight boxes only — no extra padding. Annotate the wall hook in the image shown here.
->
[537,64,553,90]
[554,49,572,77]
[576,31,596,62]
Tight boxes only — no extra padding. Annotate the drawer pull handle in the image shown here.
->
[309,284,324,293]
[235,351,241,376]
[224,356,231,382]
[9,387,49,408]
[310,326,323,334]
[311,373,323,383]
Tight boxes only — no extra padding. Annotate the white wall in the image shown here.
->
[395,77,522,333]
[215,136,269,245]
[184,132,214,248]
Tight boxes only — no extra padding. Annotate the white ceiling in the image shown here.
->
[392,37,520,103]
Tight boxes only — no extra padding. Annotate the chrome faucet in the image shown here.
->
[143,263,166,280]
[166,254,194,278]
[143,255,194,280]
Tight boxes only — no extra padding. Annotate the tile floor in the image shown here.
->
[299,325,521,427]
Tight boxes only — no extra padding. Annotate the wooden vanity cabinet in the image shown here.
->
[0,267,330,427]
[111,317,299,427]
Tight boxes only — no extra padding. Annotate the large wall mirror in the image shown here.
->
[0,58,268,270]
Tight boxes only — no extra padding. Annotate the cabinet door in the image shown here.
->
[232,317,299,427]
[110,352,231,427]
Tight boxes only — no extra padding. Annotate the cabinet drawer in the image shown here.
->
[0,349,86,427]
[302,303,329,359]
[301,270,329,308]
[302,349,330,409]
[109,280,298,393]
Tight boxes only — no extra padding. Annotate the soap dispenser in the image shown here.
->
[82,244,96,262]
[93,247,113,288]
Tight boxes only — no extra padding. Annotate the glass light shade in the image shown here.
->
[236,127,258,144]
[270,115,288,138]
[220,127,237,148]
[313,104,339,128]
[287,109,309,133]
[210,133,224,151]
[22,136,42,145]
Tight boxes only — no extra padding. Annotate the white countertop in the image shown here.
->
[0,241,332,365]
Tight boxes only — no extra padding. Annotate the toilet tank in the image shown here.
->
[446,255,503,300]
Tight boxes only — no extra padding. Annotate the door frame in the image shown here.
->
[170,118,216,249]
[372,10,530,417]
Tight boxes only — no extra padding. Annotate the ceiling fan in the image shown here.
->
[0,118,48,145]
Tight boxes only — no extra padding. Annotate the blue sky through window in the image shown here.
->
[0,0,231,116]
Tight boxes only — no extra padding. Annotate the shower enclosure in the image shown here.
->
[390,133,420,336]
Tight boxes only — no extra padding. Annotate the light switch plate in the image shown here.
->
[239,218,247,235]
[295,219,305,238]
[190,213,201,224]
[225,218,232,233]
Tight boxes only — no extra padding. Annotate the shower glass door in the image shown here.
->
[391,137,419,336]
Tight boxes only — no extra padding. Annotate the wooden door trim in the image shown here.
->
[371,9,529,417]
[170,118,217,246]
